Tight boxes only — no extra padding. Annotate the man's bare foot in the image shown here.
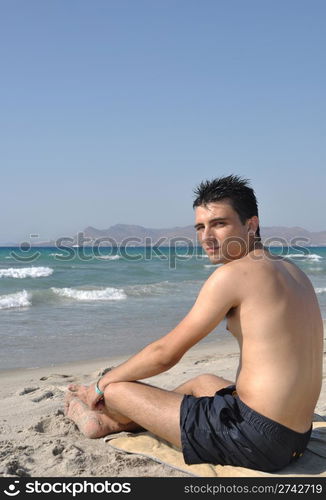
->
[67,384,89,404]
[64,388,86,415]
[64,392,139,439]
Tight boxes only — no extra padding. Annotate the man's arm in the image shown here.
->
[96,265,239,389]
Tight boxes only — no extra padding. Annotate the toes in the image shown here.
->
[67,384,88,393]
[63,397,109,439]
[67,384,79,392]
[64,389,77,415]
[64,389,75,401]
[65,395,81,419]
[64,397,71,416]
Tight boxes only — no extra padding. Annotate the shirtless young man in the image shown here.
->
[65,175,323,472]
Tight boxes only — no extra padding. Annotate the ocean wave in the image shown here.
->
[51,286,126,301]
[125,281,172,297]
[49,253,65,257]
[315,287,326,294]
[0,290,32,310]
[0,267,53,279]
[288,253,322,261]
[125,279,203,297]
[97,255,121,260]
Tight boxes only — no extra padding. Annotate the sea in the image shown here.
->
[0,246,325,371]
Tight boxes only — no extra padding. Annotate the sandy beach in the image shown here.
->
[0,326,325,478]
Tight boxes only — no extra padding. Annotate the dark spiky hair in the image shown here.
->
[193,174,261,240]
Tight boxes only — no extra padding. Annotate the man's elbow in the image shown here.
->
[158,353,180,370]
[148,342,181,370]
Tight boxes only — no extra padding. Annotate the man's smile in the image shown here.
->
[205,246,220,253]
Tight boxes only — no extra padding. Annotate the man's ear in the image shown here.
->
[247,216,259,234]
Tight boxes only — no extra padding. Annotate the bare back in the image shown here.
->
[225,249,323,433]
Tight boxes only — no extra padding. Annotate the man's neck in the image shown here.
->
[248,240,263,253]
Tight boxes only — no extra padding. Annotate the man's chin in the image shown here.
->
[206,252,224,265]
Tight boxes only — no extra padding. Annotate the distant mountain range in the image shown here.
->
[2,224,326,246]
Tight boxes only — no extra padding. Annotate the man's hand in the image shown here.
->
[86,384,105,411]
[67,383,105,411]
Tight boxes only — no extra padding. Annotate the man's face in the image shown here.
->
[194,200,256,264]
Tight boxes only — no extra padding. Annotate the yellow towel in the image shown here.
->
[104,420,326,477]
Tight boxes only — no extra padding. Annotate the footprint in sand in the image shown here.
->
[18,387,39,396]
[40,374,74,382]
[194,358,209,365]
[32,412,76,436]
[52,442,65,456]
[16,385,67,403]
[32,417,54,433]
[2,458,31,477]
[31,391,54,403]
[0,444,33,477]
[0,440,13,460]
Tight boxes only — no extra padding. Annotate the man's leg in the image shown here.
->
[174,373,234,397]
[65,374,234,442]
[103,382,184,447]
[64,382,183,443]
[100,374,235,446]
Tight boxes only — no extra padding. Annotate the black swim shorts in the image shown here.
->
[180,385,312,472]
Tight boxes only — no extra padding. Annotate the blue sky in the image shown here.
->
[1,0,325,243]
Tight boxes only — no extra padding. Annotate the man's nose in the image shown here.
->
[201,226,215,241]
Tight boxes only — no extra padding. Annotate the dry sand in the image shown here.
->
[0,328,325,478]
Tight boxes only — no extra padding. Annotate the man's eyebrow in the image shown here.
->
[194,217,228,229]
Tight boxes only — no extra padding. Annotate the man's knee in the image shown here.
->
[191,373,216,385]
[102,382,134,424]
[103,381,129,406]
[190,373,233,397]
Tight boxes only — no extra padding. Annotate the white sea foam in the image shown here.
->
[288,253,322,261]
[98,255,120,260]
[308,254,323,261]
[51,286,127,301]
[204,264,218,268]
[0,290,32,310]
[315,287,326,294]
[0,267,53,279]
[125,281,173,297]
[49,253,65,257]
[125,280,203,297]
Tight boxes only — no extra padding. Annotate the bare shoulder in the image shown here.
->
[202,260,243,299]
[207,251,276,291]
[202,248,300,296]
[205,260,239,285]
[209,255,254,279]
[228,248,313,290]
